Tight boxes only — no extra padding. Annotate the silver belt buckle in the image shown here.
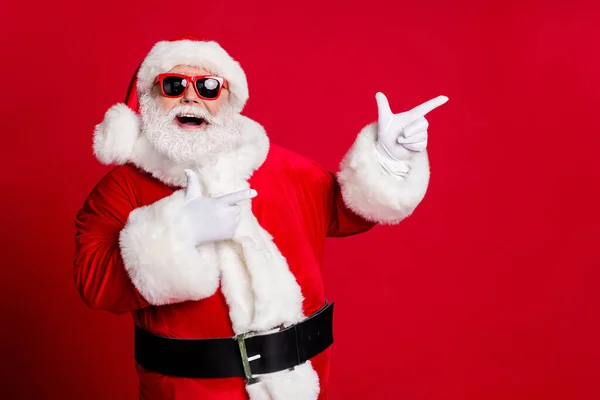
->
[236,332,261,385]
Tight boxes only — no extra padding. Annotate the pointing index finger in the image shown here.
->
[407,95,449,120]
[219,189,258,206]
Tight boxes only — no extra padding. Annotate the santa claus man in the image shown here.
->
[73,36,447,400]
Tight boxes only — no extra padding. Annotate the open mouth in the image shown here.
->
[175,114,207,129]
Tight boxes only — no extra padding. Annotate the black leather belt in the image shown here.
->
[134,302,334,384]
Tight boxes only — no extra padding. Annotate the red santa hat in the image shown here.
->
[93,35,249,165]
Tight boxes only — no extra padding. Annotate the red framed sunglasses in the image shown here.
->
[154,73,229,100]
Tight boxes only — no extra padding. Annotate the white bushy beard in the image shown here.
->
[139,92,241,164]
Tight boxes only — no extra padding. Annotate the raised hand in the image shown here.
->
[375,92,448,161]
[183,169,257,244]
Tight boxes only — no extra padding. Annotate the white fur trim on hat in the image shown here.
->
[337,122,430,224]
[93,103,141,165]
[137,40,249,113]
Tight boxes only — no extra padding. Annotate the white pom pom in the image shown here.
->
[93,103,141,165]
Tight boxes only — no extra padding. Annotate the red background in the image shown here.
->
[1,0,599,399]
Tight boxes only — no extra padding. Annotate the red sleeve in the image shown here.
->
[283,147,376,237]
[73,168,151,314]
[325,171,376,237]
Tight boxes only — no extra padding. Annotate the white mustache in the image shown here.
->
[168,105,221,126]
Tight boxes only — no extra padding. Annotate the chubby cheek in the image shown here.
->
[159,96,179,113]
[204,101,221,115]
[206,91,230,114]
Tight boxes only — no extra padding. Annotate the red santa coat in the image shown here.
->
[74,107,430,400]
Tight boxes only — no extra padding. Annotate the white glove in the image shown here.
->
[182,169,257,244]
[375,92,448,161]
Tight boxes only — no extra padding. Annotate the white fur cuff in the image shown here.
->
[337,122,430,224]
[119,191,220,305]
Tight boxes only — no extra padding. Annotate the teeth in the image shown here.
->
[179,114,201,118]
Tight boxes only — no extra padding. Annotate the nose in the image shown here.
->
[180,81,201,105]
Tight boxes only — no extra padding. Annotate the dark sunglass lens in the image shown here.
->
[196,78,220,99]
[163,76,187,96]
